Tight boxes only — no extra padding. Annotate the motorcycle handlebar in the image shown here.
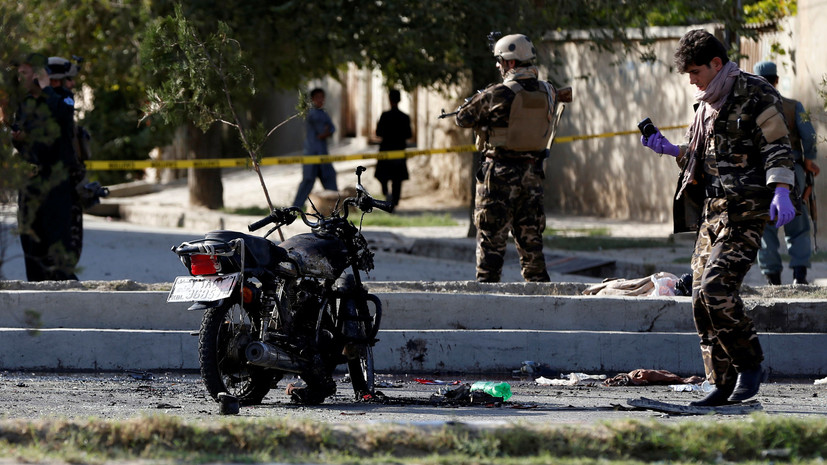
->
[248,215,275,232]
[247,166,390,232]
[342,190,393,218]
[248,207,301,232]
[370,197,394,213]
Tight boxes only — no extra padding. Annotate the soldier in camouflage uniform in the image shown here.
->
[455,34,561,283]
[641,30,796,406]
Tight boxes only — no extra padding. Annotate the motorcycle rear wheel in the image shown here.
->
[199,301,278,405]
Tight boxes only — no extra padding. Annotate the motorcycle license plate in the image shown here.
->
[167,273,240,303]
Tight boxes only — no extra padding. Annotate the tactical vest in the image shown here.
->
[487,80,554,152]
[781,97,802,155]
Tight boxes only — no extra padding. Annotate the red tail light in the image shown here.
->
[242,286,254,304]
[190,255,221,275]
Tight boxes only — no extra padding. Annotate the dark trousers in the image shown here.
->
[18,182,79,281]
[379,179,403,210]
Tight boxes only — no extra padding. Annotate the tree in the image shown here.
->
[141,5,306,214]
[5,0,794,211]
[1,0,174,188]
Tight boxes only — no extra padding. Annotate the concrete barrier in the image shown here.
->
[1,287,825,376]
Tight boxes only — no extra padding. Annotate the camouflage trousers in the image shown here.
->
[474,159,549,282]
[691,198,764,388]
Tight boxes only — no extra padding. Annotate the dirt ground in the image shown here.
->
[1,370,825,425]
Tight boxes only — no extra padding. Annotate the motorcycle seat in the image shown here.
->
[205,230,289,268]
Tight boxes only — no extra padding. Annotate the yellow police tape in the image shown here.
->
[84,125,688,171]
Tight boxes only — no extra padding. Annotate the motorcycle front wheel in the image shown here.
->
[199,300,278,405]
[345,340,375,398]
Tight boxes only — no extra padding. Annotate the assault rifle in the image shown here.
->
[437,93,477,119]
[804,170,818,251]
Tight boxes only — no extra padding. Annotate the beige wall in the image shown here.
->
[792,0,827,245]
[539,28,694,222]
[283,12,827,236]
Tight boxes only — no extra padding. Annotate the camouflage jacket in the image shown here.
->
[455,69,547,161]
[673,71,796,233]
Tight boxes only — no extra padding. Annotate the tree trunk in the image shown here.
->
[187,123,224,209]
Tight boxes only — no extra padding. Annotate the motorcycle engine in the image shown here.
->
[287,278,326,331]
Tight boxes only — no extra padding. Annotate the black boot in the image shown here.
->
[793,267,809,285]
[728,366,766,402]
[689,383,736,407]
[765,272,781,286]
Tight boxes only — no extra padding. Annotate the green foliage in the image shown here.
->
[141,7,255,133]
[744,0,797,24]
[81,88,171,186]
[0,2,29,195]
[3,0,175,185]
[3,0,800,189]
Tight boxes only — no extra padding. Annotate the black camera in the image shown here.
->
[638,117,657,138]
[77,180,110,209]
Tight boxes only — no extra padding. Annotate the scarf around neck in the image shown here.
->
[677,60,740,199]
[503,65,539,83]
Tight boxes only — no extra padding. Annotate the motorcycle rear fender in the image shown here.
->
[187,299,227,311]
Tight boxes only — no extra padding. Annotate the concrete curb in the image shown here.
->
[2,288,825,376]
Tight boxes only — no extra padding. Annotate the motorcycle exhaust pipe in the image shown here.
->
[245,341,303,373]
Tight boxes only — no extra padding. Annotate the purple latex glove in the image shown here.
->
[641,130,680,157]
[769,186,796,228]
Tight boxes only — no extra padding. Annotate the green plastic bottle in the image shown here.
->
[470,381,512,400]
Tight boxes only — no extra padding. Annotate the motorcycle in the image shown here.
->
[167,166,390,405]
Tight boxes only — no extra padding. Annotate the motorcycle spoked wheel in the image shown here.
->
[345,342,375,398]
[199,300,281,405]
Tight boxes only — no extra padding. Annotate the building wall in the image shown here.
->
[539,27,694,222]
[272,12,826,239]
[791,0,827,246]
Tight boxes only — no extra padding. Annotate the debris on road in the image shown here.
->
[536,373,607,386]
[582,272,682,296]
[512,360,556,378]
[627,396,763,416]
[603,369,704,387]
[414,378,460,385]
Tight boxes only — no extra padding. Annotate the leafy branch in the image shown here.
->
[140,4,307,213]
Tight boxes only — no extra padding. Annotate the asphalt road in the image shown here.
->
[1,370,825,424]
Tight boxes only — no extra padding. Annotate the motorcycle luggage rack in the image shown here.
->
[173,238,241,256]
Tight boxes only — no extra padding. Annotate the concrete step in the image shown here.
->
[0,327,823,376]
[2,286,825,376]
[2,289,825,332]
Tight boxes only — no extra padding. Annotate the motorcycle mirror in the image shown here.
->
[355,165,366,185]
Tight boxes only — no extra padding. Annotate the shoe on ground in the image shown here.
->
[287,384,327,405]
[728,366,766,402]
[286,378,337,405]
[765,272,781,286]
[793,266,809,285]
[689,384,736,407]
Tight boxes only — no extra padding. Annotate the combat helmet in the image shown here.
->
[493,34,536,62]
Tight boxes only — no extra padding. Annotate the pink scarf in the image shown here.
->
[676,61,740,199]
